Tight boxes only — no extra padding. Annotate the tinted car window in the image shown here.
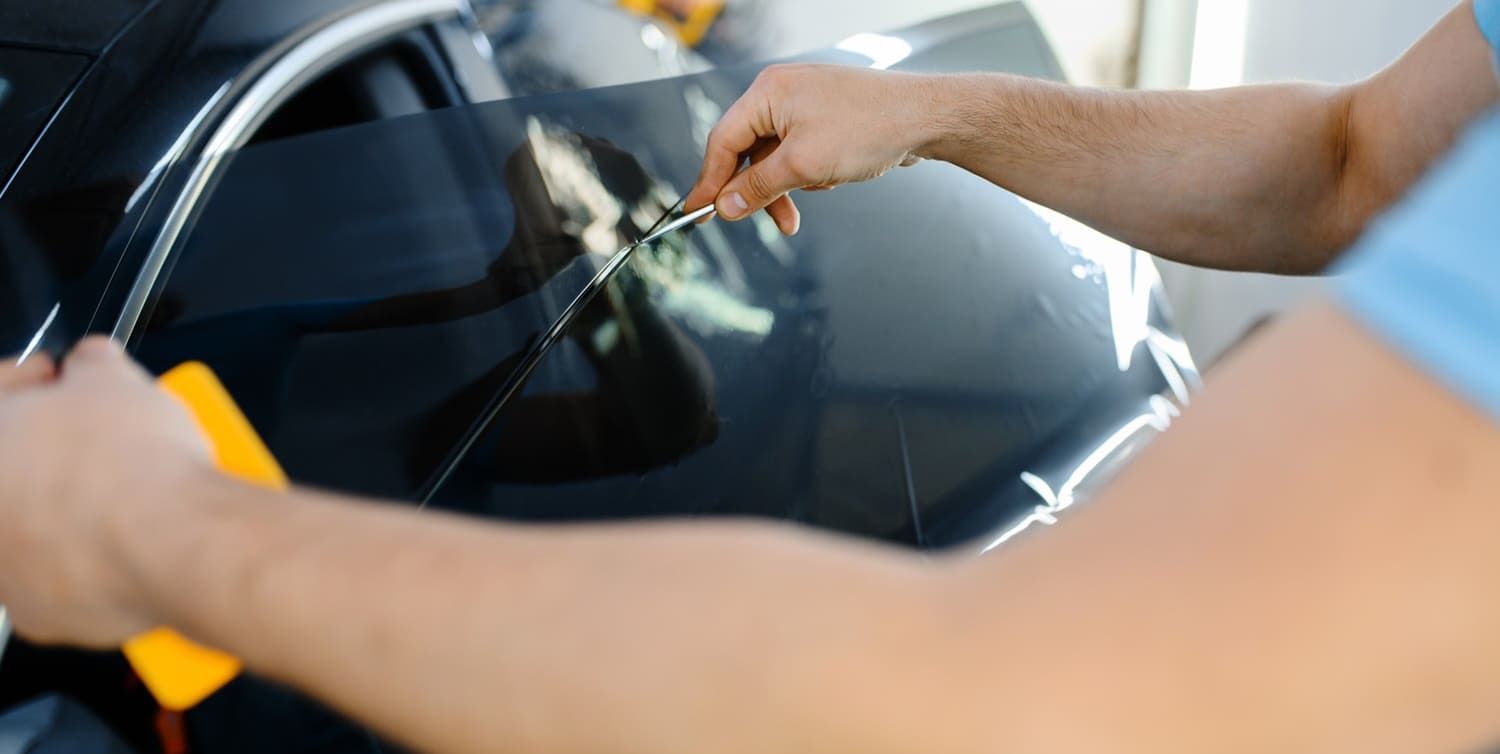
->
[134,91,689,502]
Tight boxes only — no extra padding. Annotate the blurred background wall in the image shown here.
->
[1142,0,1456,364]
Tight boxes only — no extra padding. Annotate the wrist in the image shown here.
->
[909,74,969,163]
[109,464,240,633]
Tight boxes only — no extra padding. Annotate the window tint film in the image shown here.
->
[134,77,713,502]
[419,153,1194,548]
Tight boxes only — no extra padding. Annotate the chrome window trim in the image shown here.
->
[111,0,467,342]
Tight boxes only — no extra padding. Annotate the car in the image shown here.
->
[0,1,1199,751]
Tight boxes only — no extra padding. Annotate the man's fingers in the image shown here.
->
[765,195,801,236]
[716,149,805,222]
[686,97,769,212]
[0,354,56,393]
[67,336,126,366]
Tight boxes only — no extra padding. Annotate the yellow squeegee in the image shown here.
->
[123,362,288,712]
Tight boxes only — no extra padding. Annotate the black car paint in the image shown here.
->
[0,1,1199,752]
[0,0,154,53]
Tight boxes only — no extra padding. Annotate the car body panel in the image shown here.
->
[0,0,153,53]
[0,48,91,188]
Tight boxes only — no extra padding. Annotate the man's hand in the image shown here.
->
[0,338,210,647]
[684,64,939,236]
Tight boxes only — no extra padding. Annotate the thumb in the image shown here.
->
[716,149,807,221]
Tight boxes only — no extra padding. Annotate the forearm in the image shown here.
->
[126,477,952,754]
[103,311,1500,754]
[916,74,1354,273]
[913,3,1499,275]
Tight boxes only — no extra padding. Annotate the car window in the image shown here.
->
[133,80,699,502]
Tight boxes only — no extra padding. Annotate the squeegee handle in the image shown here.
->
[123,362,288,712]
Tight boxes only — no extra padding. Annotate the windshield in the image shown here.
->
[133,87,696,500]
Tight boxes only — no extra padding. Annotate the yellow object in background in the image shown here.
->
[122,362,288,712]
[617,0,726,47]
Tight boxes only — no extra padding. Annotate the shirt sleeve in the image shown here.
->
[1334,106,1500,422]
[1477,0,1500,50]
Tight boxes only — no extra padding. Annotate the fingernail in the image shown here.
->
[721,193,749,219]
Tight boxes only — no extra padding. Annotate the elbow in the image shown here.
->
[1313,83,1381,270]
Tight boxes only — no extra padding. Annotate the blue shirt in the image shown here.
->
[1479,0,1500,53]
[1332,0,1500,419]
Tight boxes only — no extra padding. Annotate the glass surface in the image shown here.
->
[135,88,692,502]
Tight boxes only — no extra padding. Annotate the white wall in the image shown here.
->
[1242,0,1454,83]
[1152,0,1456,365]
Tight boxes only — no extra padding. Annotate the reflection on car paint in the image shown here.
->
[15,303,60,365]
[834,33,915,70]
[984,394,1180,552]
[974,202,1200,549]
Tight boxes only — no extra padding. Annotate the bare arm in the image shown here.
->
[687,2,1499,273]
[137,485,949,754]
[4,302,1500,754]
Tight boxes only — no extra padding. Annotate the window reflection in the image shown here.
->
[136,103,690,501]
